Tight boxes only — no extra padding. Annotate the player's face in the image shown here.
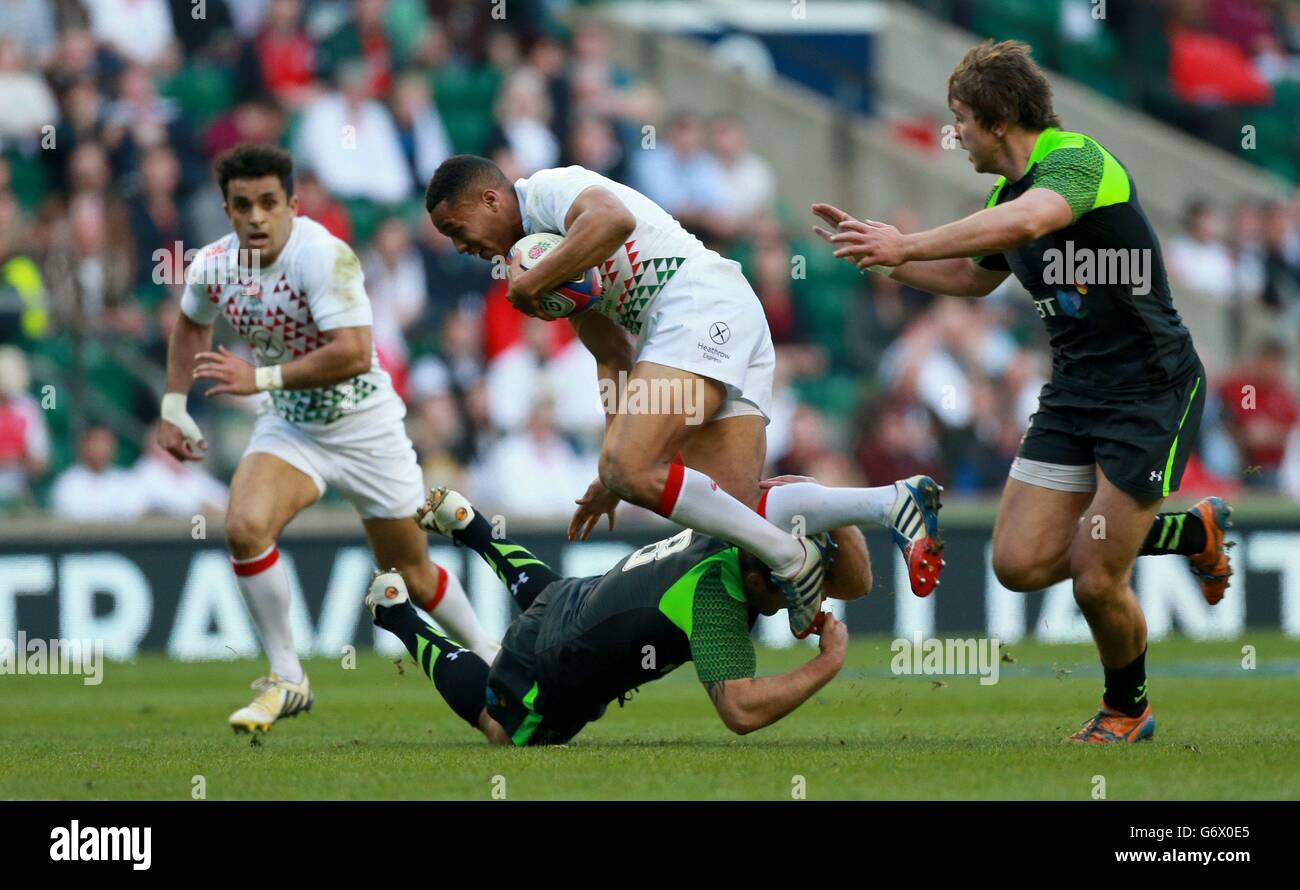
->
[430,189,520,263]
[223,176,298,265]
[949,100,1001,174]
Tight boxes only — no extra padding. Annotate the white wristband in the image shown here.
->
[255,364,284,391]
[862,265,895,277]
[160,392,204,447]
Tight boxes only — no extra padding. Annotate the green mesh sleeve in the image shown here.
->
[1032,140,1105,222]
[690,564,757,683]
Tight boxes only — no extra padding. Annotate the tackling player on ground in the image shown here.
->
[159,144,496,733]
[813,41,1233,743]
[363,483,870,745]
[423,155,945,638]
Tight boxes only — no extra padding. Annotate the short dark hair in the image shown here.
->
[425,154,509,214]
[947,40,1061,132]
[214,143,294,201]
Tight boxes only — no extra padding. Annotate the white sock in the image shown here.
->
[759,482,897,535]
[664,466,804,576]
[426,564,500,663]
[232,545,303,684]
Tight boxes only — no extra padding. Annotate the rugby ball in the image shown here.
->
[510,232,601,318]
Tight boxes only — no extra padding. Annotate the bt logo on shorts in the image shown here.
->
[1149,470,1163,482]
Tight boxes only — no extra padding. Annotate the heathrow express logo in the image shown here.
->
[709,322,731,345]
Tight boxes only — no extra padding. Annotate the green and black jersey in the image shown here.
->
[486,529,758,745]
[975,128,1200,397]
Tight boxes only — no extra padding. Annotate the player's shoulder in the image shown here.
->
[283,215,362,278]
[1036,128,1108,167]
[288,215,355,259]
[184,232,239,287]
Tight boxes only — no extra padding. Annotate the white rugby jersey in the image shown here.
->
[180,215,402,437]
[514,165,720,337]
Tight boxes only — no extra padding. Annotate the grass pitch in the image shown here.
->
[3,635,1299,800]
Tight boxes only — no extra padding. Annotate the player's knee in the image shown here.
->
[598,447,653,505]
[224,511,274,557]
[992,546,1043,592]
[1071,562,1124,611]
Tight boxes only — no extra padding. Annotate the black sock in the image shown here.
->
[374,601,489,728]
[1102,647,1149,717]
[452,512,561,610]
[1139,511,1207,556]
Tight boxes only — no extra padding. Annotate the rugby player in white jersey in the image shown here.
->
[157,144,496,733]
[424,155,946,638]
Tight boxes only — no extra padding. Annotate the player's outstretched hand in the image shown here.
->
[816,612,848,668]
[193,345,258,397]
[569,477,621,541]
[811,202,856,241]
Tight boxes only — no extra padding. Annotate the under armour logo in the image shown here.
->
[1149,470,1163,482]
[510,572,529,596]
[709,322,730,344]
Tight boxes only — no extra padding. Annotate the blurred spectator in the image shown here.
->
[130,421,228,515]
[1260,200,1300,311]
[254,0,317,108]
[569,22,659,126]
[316,0,393,98]
[44,192,138,334]
[126,143,189,294]
[566,112,626,182]
[361,216,426,382]
[82,0,177,70]
[99,63,182,173]
[632,111,729,237]
[49,424,146,520]
[416,213,492,325]
[709,113,776,222]
[1218,338,1300,487]
[0,0,56,69]
[771,404,862,485]
[0,38,58,141]
[0,189,48,343]
[201,96,287,161]
[408,357,472,493]
[438,306,486,392]
[854,400,945,487]
[471,394,597,520]
[1229,200,1269,303]
[390,69,453,186]
[484,316,602,441]
[485,67,560,177]
[294,60,412,203]
[1168,198,1237,301]
[294,170,353,243]
[0,346,48,508]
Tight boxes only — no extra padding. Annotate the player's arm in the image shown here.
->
[159,312,214,460]
[703,614,848,735]
[508,186,635,319]
[192,325,373,397]
[817,190,1070,267]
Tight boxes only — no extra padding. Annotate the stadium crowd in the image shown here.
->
[1,0,1299,524]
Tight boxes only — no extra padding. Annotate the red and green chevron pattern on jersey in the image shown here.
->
[598,242,686,336]
[270,376,378,424]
